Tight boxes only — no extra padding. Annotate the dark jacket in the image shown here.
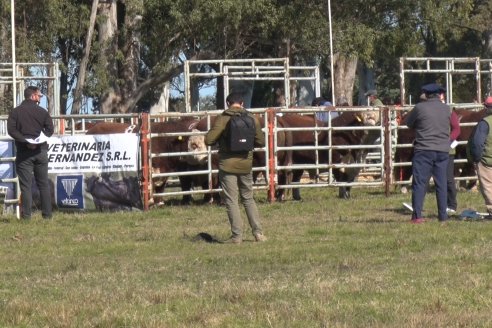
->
[406,97,451,153]
[469,115,492,164]
[7,99,54,152]
[205,106,265,174]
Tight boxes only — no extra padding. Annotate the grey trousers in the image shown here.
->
[16,149,52,219]
[219,170,262,238]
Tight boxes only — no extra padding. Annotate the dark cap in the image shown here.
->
[421,83,446,94]
[311,97,327,106]
[364,89,377,97]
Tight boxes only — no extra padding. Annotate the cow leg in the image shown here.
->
[338,186,351,199]
[179,176,193,205]
[200,177,214,204]
[291,169,304,201]
[274,170,289,202]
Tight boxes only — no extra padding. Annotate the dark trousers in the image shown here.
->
[447,155,457,210]
[411,150,448,221]
[16,149,52,219]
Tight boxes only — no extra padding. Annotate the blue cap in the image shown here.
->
[421,83,446,94]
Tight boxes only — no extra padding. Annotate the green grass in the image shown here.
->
[1,187,491,327]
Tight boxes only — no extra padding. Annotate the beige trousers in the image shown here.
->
[477,162,492,214]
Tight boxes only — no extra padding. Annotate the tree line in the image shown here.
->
[0,0,491,115]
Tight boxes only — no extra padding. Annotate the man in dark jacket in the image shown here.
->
[406,83,451,223]
[468,96,492,217]
[7,86,54,220]
[205,93,266,243]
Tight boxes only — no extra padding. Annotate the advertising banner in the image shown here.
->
[0,140,15,207]
[47,134,142,211]
[48,134,138,174]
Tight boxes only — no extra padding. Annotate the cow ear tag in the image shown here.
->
[356,115,362,122]
[178,136,183,141]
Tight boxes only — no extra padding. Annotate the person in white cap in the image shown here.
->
[468,96,492,218]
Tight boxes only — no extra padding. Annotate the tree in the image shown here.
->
[2,0,492,115]
[71,0,99,115]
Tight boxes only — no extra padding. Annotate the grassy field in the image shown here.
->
[1,187,491,327]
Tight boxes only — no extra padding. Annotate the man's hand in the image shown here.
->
[26,144,37,150]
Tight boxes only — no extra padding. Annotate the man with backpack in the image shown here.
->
[205,92,266,243]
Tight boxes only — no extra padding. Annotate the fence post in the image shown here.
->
[140,113,150,210]
[383,106,392,196]
[267,109,276,202]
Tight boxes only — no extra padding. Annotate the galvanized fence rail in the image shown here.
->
[0,104,484,213]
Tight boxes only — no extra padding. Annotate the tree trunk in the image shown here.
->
[71,0,99,114]
[117,2,142,113]
[98,0,119,114]
[333,53,358,106]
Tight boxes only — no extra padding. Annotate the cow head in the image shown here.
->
[184,129,207,165]
[359,109,380,127]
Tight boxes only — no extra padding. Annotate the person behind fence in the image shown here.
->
[405,83,450,223]
[311,96,339,122]
[7,86,54,220]
[467,96,492,218]
[445,96,461,215]
[205,92,266,243]
[364,89,384,106]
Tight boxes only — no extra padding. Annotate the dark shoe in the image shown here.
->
[254,233,267,242]
[410,218,425,224]
[42,215,52,220]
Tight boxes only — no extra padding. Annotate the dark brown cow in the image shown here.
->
[86,119,212,205]
[276,110,379,200]
[254,114,293,200]
[394,108,485,191]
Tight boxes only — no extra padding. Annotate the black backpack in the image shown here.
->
[225,112,256,152]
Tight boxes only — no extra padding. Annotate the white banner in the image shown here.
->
[0,140,15,201]
[47,134,139,174]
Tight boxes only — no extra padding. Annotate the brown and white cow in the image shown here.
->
[86,119,211,205]
[275,109,380,200]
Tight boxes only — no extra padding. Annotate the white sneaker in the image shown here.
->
[447,208,456,215]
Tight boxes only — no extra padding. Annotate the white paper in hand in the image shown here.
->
[26,131,50,144]
[450,140,458,149]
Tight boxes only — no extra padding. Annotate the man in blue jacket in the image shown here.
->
[405,83,451,223]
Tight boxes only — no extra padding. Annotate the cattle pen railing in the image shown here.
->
[0,104,483,213]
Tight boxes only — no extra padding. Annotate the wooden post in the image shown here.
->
[140,113,150,210]
[267,109,276,202]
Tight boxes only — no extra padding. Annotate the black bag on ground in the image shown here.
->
[226,112,256,152]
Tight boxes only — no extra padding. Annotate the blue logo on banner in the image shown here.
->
[56,175,84,209]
